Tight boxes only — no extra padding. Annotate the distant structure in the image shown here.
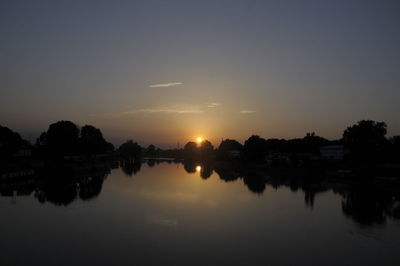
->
[320,145,344,160]
[227,150,241,159]
[14,148,32,158]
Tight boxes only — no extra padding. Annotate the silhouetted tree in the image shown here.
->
[184,141,198,159]
[242,135,266,162]
[342,120,388,163]
[45,121,80,157]
[302,132,330,155]
[118,140,142,159]
[217,139,243,160]
[80,125,114,154]
[36,132,47,146]
[389,136,400,162]
[264,138,287,153]
[199,140,214,159]
[146,144,157,157]
[0,125,28,158]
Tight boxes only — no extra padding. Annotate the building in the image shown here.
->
[320,145,344,160]
[227,150,241,159]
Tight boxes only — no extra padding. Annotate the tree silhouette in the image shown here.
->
[342,120,388,163]
[389,136,400,162]
[0,125,27,158]
[118,140,142,159]
[243,135,266,162]
[80,125,114,154]
[302,132,330,155]
[218,139,243,151]
[36,132,47,146]
[146,144,157,157]
[199,140,214,158]
[217,139,243,160]
[45,120,80,156]
[184,141,197,159]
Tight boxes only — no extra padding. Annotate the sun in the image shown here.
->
[196,165,202,172]
[196,137,203,144]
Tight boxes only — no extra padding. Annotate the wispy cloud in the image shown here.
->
[240,110,256,114]
[206,102,221,108]
[106,102,222,118]
[149,82,183,88]
[122,105,204,115]
[147,215,178,228]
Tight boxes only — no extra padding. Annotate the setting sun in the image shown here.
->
[196,137,203,143]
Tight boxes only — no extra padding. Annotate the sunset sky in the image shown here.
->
[1,0,399,147]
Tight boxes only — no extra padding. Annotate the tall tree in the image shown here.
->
[243,135,266,162]
[46,121,80,156]
[80,125,113,154]
[0,125,27,158]
[217,139,243,160]
[183,141,197,159]
[118,140,142,159]
[199,140,214,158]
[342,120,388,162]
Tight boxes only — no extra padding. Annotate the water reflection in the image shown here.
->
[121,159,142,176]
[185,161,400,226]
[1,163,110,206]
[1,160,400,228]
[338,186,400,226]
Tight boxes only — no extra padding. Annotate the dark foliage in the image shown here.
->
[342,120,388,163]
[35,120,114,158]
[199,140,214,158]
[243,135,267,162]
[216,139,243,160]
[0,125,29,158]
[80,125,114,154]
[146,144,157,157]
[183,141,198,159]
[44,121,80,156]
[118,140,142,159]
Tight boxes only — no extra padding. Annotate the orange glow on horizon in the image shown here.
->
[196,137,203,144]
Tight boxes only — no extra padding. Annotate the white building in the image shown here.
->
[320,145,344,160]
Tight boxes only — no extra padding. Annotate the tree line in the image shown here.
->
[1,119,400,164]
[152,120,400,164]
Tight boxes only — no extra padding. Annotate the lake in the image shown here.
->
[1,161,400,266]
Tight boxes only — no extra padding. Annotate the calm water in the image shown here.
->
[1,161,400,266]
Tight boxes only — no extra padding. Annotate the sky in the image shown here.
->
[1,0,400,147]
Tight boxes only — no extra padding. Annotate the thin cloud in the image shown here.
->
[122,105,204,115]
[240,110,256,114]
[149,82,183,88]
[206,102,221,108]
